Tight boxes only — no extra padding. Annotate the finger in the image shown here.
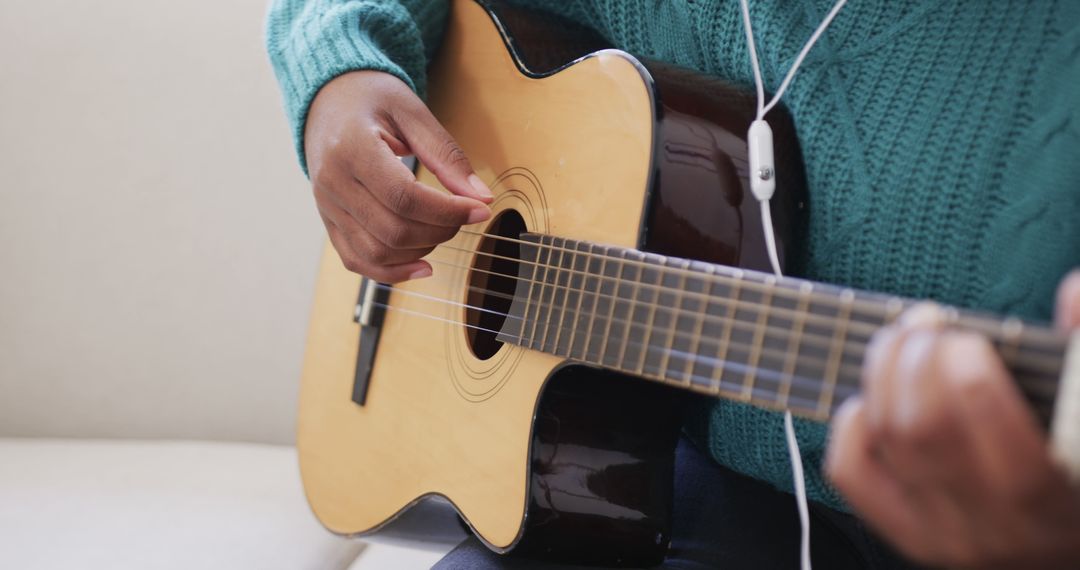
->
[826,398,926,553]
[863,305,945,431]
[320,198,437,272]
[321,211,432,283]
[331,180,462,249]
[943,333,1051,494]
[345,227,436,267]
[861,325,904,431]
[1055,269,1080,332]
[879,329,970,481]
[353,139,490,227]
[391,97,494,203]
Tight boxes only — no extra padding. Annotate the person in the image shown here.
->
[266,0,1080,567]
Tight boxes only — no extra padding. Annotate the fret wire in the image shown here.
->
[381,285,1065,404]
[616,253,645,367]
[575,330,875,419]
[583,329,860,402]
[711,269,744,394]
[581,242,606,362]
[429,255,1067,377]
[441,241,882,339]
[550,238,574,356]
[741,275,776,400]
[522,235,546,350]
[455,230,900,321]
[682,264,714,385]
[387,290,1055,420]
[564,241,588,359]
[536,235,559,350]
[692,304,1045,403]
[386,280,1062,401]
[886,297,904,323]
[640,358,838,420]
[819,289,856,417]
[1001,317,1024,365]
[397,297,1061,422]
[454,231,1070,353]
[779,282,813,409]
[447,240,1072,351]
[539,238,566,353]
[599,248,626,366]
[377,298,850,415]
[635,256,663,376]
[662,260,690,385]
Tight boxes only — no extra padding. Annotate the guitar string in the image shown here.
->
[431,255,1064,381]
[441,241,885,338]
[457,228,902,316]
[378,280,1054,401]
[371,300,860,411]
[384,281,867,380]
[431,256,877,362]
[455,247,1068,374]
[406,279,1060,389]
[453,229,1065,349]
[423,253,1065,378]
[367,299,1059,415]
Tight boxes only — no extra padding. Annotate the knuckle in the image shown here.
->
[340,254,365,275]
[367,243,392,265]
[894,413,943,450]
[382,221,412,248]
[311,166,337,192]
[385,180,416,215]
[326,136,348,159]
[350,199,371,226]
[438,139,470,169]
[318,134,348,162]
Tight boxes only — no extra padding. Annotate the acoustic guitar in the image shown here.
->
[298,0,1080,565]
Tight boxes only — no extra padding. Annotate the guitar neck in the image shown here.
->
[497,233,1066,423]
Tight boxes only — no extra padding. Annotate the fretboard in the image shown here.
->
[497,233,1066,423]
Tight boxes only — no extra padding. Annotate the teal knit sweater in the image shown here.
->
[266,0,1080,509]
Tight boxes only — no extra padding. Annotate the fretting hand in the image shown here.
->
[304,70,492,282]
[826,271,1080,569]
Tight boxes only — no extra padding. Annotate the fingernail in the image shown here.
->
[468,174,494,200]
[408,266,433,280]
[899,302,943,329]
[467,206,490,224]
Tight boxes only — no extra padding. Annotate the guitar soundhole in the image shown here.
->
[466,209,525,360]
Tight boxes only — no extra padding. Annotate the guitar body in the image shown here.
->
[298,0,804,564]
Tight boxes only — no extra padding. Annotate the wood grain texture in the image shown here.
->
[297,0,655,550]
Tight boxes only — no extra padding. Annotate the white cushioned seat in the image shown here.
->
[0,439,365,570]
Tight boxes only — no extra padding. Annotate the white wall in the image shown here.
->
[0,0,322,444]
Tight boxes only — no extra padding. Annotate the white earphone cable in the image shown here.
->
[737,1,848,568]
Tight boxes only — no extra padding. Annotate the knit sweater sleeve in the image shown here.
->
[265,0,449,173]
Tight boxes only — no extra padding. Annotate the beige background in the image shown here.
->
[0,0,322,444]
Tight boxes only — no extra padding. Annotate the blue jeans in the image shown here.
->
[434,438,917,569]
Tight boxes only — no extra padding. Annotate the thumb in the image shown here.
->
[395,102,493,204]
[1054,270,1080,332]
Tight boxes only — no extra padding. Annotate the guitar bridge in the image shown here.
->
[351,277,390,406]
